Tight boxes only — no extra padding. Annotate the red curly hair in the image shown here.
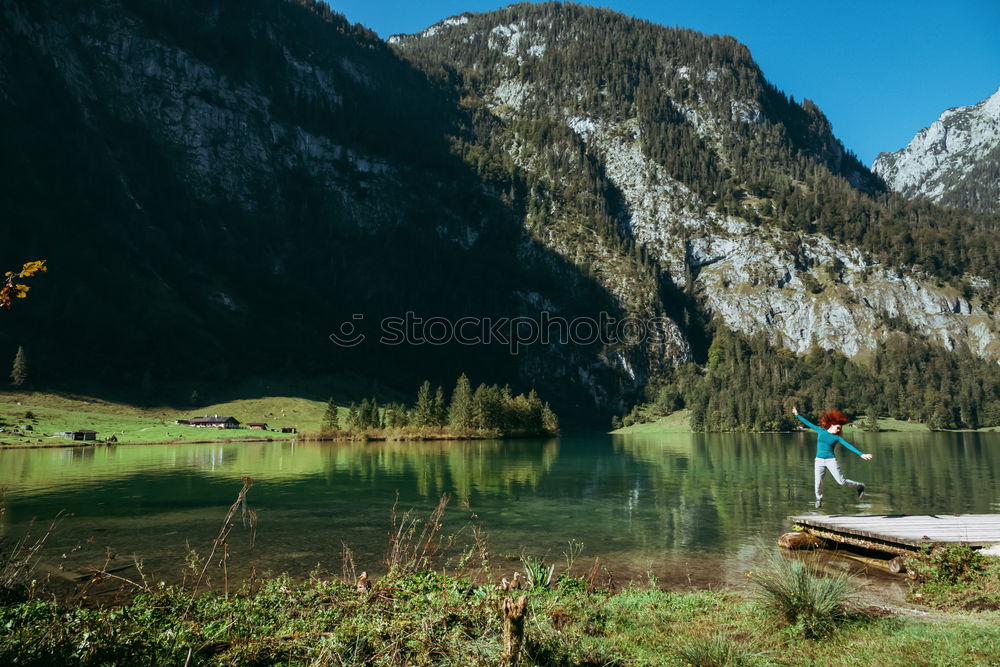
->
[819,409,849,429]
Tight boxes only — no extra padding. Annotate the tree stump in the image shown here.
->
[778,531,825,550]
[501,595,527,666]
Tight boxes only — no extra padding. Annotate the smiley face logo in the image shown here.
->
[329,314,365,347]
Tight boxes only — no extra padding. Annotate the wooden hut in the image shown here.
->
[189,415,241,429]
[65,429,98,441]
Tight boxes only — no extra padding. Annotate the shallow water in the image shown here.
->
[1,431,998,596]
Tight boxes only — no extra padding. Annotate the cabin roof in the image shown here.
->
[190,415,239,424]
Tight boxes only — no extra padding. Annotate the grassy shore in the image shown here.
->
[0,392,554,447]
[0,391,323,447]
[609,411,1000,435]
[2,560,999,665]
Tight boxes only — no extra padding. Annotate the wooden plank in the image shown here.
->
[788,514,1000,548]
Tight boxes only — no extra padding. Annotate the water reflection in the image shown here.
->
[0,432,998,592]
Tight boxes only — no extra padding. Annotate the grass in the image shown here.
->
[844,416,930,433]
[610,409,692,434]
[3,563,1000,665]
[0,391,333,446]
[750,552,859,639]
[612,412,939,435]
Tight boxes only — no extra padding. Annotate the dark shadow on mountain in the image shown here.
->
[0,0,633,424]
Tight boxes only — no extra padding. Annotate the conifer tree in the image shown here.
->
[9,345,27,388]
[358,398,371,429]
[433,386,448,427]
[448,373,474,430]
[413,381,435,427]
[322,397,339,433]
[863,409,880,433]
[541,402,560,435]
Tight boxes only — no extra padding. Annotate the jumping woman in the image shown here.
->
[792,406,872,508]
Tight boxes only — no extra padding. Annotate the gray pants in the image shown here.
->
[814,458,862,500]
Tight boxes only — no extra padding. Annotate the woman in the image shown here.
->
[792,406,872,508]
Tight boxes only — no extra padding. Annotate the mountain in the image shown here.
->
[873,87,1000,214]
[393,5,1000,358]
[3,0,1000,428]
[0,0,649,417]
[392,3,1000,428]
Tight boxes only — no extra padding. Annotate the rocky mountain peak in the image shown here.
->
[872,87,1000,213]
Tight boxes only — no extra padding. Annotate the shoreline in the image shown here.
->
[0,431,558,450]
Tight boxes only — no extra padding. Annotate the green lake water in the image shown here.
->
[1,432,999,592]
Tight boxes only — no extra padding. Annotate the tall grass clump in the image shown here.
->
[750,553,858,639]
[673,634,766,667]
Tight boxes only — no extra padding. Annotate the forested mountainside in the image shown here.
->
[3,0,1000,428]
[393,3,1000,428]
[873,87,1000,215]
[0,0,660,417]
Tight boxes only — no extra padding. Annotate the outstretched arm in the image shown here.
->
[792,406,823,433]
[836,435,871,459]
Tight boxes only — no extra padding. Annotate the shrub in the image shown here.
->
[750,554,857,639]
[912,545,985,585]
[908,545,1000,610]
[674,634,766,667]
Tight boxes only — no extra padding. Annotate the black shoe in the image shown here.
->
[857,484,865,500]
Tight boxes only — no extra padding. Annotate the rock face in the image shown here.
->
[396,6,1000,365]
[873,88,1000,213]
[565,116,998,360]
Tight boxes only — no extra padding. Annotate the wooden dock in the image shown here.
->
[784,514,1000,574]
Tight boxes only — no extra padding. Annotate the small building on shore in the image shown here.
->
[65,429,98,441]
[247,422,268,430]
[189,415,241,429]
[280,426,297,434]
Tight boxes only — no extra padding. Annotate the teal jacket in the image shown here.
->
[796,414,864,459]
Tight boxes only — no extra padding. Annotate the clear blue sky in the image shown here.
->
[331,0,1000,166]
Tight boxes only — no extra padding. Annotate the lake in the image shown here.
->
[2,431,999,594]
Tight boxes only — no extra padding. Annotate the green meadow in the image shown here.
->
[0,392,339,446]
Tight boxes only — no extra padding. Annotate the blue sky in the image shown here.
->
[330,0,1000,166]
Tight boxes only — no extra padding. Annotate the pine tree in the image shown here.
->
[369,398,382,429]
[322,397,339,433]
[9,345,27,388]
[433,386,448,427]
[541,402,559,435]
[358,398,372,429]
[863,409,880,433]
[448,373,473,431]
[189,390,200,407]
[413,381,435,427]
